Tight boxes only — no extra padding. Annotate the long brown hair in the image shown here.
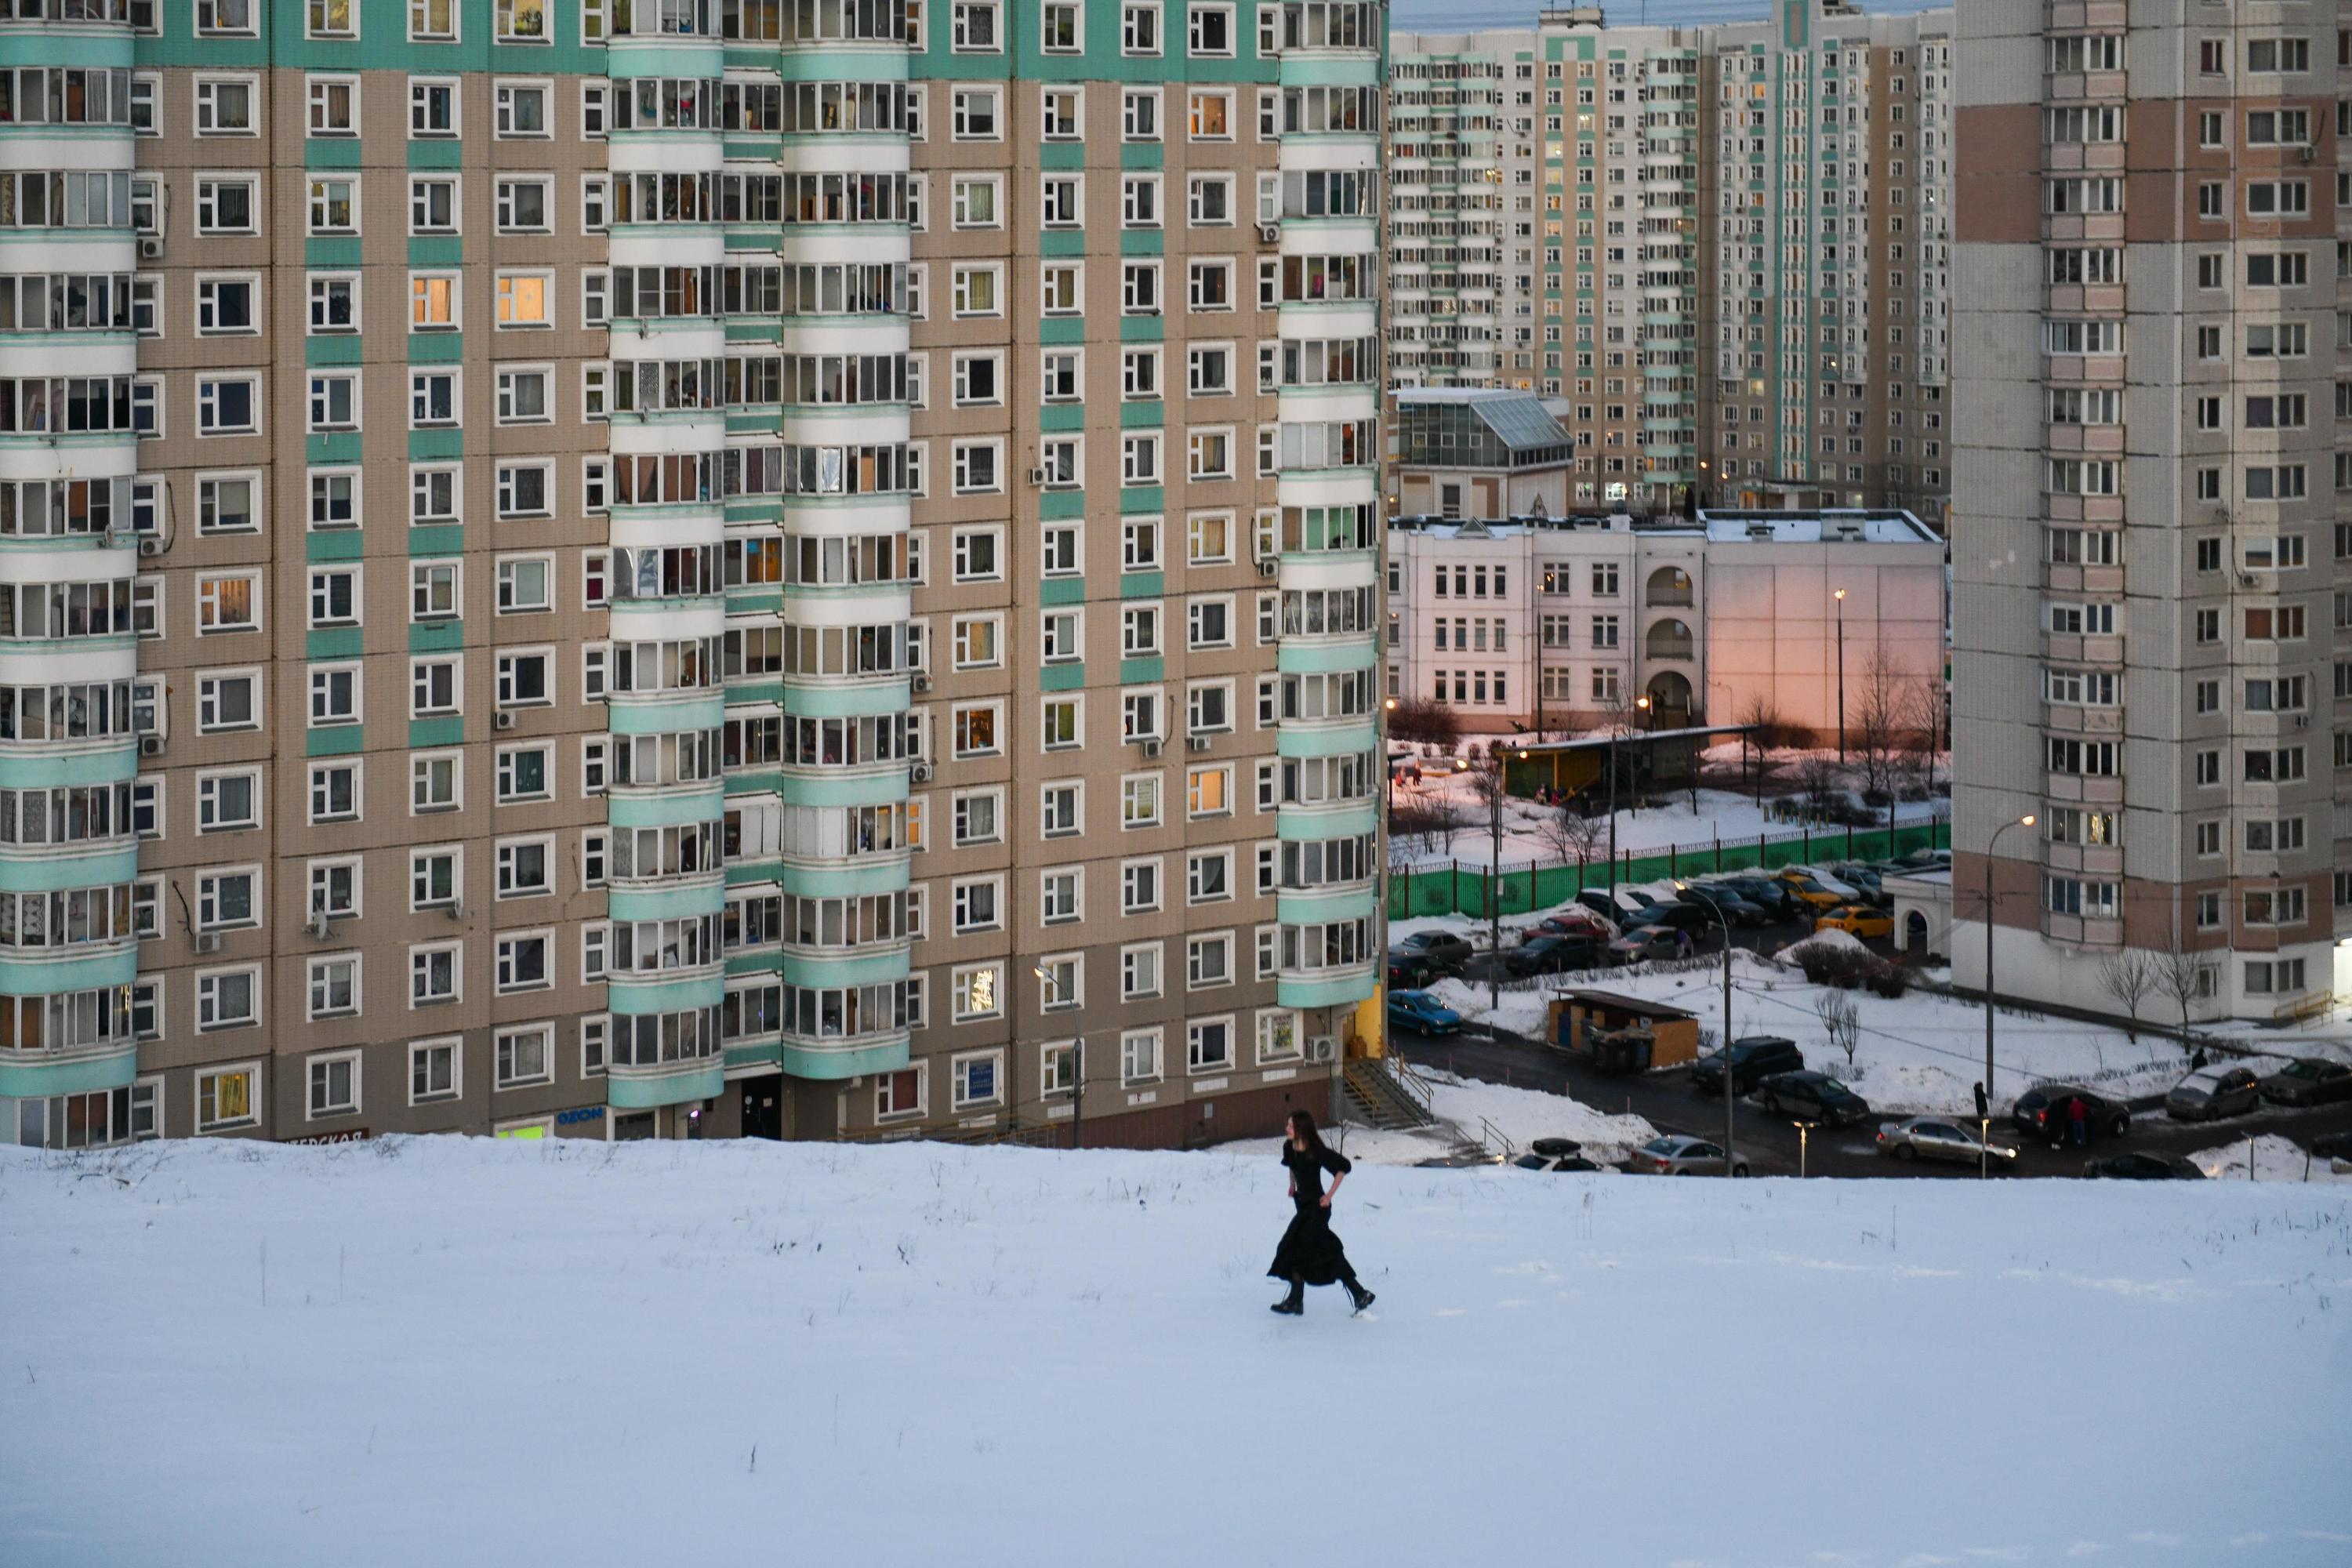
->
[1287,1109,1325,1155]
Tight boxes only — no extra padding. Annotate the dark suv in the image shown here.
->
[1753,1069,1871,1127]
[2011,1084,2131,1145]
[1688,1036,1805,1097]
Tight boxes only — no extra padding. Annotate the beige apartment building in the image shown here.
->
[1951,0,2351,1023]
[1389,1,1954,521]
[0,0,1384,1151]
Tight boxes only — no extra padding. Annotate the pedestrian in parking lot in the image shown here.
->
[1268,1110,1376,1317]
[1675,927,1693,960]
[2067,1095,2088,1149]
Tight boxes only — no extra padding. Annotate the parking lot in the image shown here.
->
[1392,1025,2352,1181]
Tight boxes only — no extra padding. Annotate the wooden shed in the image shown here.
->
[1543,988,1701,1069]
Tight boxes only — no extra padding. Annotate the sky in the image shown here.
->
[1389,0,1947,31]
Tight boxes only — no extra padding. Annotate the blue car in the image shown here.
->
[1388,989,1463,1036]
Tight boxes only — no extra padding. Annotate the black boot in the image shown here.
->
[1269,1274,1305,1316]
[1345,1279,1376,1315]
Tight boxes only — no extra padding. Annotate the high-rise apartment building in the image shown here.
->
[0,0,1383,1150]
[1952,1,2351,1024]
[1388,1,1953,521]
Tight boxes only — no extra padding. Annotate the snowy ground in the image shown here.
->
[1333,1069,1657,1167]
[5,1138,2349,1567]
[1389,739,1944,868]
[2191,1133,2352,1183]
[1406,953,2247,1116]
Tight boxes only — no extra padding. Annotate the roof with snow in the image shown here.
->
[1697,509,1940,546]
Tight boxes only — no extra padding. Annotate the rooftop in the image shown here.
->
[1392,387,1573,468]
[1697,508,1941,546]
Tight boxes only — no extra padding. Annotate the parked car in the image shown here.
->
[1689,1036,1805,1097]
[2166,1065,2261,1122]
[1690,891,1771,928]
[1875,1116,2019,1167]
[1574,890,1647,924]
[1504,935,1604,977]
[1387,989,1463,1036]
[1631,902,1715,936]
[1779,876,1849,911]
[2309,1130,2352,1162]
[1626,1134,1749,1177]
[1394,930,1475,973]
[2011,1084,2132,1144]
[1387,953,1445,991]
[1752,1070,1872,1127]
[1893,847,1952,871]
[1512,1149,1602,1174]
[2084,1152,2205,1181]
[2256,1057,2352,1108]
[1779,866,1860,898]
[1824,863,1893,907]
[1523,912,1615,943]
[1606,927,1685,965]
[1813,903,1894,940]
[1718,877,1801,920]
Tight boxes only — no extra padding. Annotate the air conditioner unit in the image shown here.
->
[193,932,222,955]
[495,711,516,729]
[307,914,334,941]
[1306,1036,1337,1064]
[911,673,933,694]
[1026,467,1047,486]
[136,537,165,557]
[1187,734,1212,752]
[1258,222,1280,244]
[1256,557,1279,578]
[2239,573,2262,589]
[445,902,465,922]
[1140,738,1163,759]
[137,237,163,260]
[138,734,165,757]
[909,761,933,784]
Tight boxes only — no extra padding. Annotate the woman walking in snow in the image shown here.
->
[1268,1110,1375,1316]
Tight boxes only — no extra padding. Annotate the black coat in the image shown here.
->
[1268,1141,1356,1286]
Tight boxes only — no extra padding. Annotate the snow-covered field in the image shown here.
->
[2193,1133,2352,1184]
[6,1138,2350,1567]
[1412,953,2231,1116]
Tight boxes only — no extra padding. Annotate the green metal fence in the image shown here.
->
[1388,819,1951,922]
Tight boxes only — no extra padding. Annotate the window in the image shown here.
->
[307,952,361,1022]
[194,76,256,134]
[495,81,550,137]
[495,1025,552,1087]
[1188,4,1232,56]
[196,276,257,336]
[310,763,361,824]
[198,670,260,732]
[410,942,460,1007]
[197,377,259,437]
[308,74,358,136]
[410,1039,460,1105]
[952,0,1000,49]
[498,368,550,423]
[307,177,358,234]
[196,771,259,833]
[197,970,260,1033]
[1121,856,1162,913]
[411,76,458,136]
[195,177,257,235]
[495,273,552,328]
[1186,1018,1232,1073]
[952,964,1004,1022]
[196,1064,260,1131]
[1121,1028,1162,1085]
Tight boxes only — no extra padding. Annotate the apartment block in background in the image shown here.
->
[1951,0,2350,1024]
[0,0,1385,1151]
[1388,1,1953,521]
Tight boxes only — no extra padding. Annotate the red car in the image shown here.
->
[1521,912,1613,943]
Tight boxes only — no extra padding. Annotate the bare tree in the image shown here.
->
[1814,990,1862,1073]
[1896,672,1945,797]
[1386,695,1459,750]
[1734,692,1789,803]
[2096,950,2158,1044]
[1794,752,1845,822]
[1537,802,1606,866]
[1851,645,1904,831]
[2153,947,2209,1051]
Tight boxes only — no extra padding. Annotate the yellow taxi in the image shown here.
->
[1813,903,1893,940]
[1778,874,1848,910]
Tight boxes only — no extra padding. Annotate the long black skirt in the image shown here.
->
[1268,1207,1353,1287]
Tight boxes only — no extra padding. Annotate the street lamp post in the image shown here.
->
[1833,586,1848,765]
[1676,880,1736,1174]
[1980,814,2036,1178]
